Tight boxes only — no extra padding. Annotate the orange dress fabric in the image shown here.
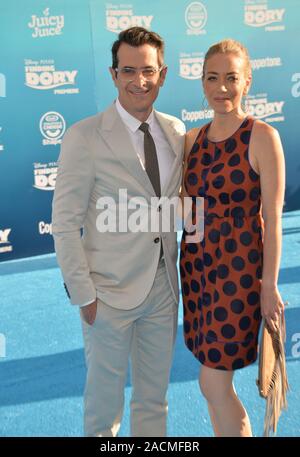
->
[180,117,263,370]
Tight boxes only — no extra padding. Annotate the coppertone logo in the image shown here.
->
[24,59,79,95]
[250,56,282,71]
[40,112,66,146]
[185,2,207,35]
[244,0,285,31]
[38,221,52,235]
[33,162,58,191]
[181,108,213,123]
[0,228,13,254]
[0,73,6,98]
[28,7,64,38]
[179,53,204,79]
[291,73,300,98]
[246,94,284,122]
[106,3,153,33]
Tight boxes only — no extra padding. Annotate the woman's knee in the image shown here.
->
[199,370,215,401]
[199,366,234,403]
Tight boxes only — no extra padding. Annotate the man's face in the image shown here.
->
[110,43,167,121]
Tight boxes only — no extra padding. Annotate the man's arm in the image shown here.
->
[52,125,97,306]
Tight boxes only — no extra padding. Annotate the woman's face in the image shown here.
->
[202,52,251,115]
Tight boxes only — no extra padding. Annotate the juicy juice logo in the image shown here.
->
[28,8,64,38]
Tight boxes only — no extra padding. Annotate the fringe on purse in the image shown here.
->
[257,312,289,437]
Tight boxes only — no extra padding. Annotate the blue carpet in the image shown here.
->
[0,211,299,437]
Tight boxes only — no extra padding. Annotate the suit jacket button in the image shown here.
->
[154,237,160,244]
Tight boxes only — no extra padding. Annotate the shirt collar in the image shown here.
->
[116,98,154,133]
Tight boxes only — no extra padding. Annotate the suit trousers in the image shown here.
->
[80,259,178,437]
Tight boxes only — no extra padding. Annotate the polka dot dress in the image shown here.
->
[180,117,263,371]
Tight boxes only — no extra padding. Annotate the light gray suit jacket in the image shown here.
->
[52,102,185,309]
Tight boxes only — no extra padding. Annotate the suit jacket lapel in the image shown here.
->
[99,103,154,195]
[98,103,183,197]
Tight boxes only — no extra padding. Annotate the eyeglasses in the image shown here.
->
[114,66,165,82]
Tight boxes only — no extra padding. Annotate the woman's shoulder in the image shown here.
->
[184,124,210,158]
[184,127,203,157]
[186,123,209,143]
[186,127,199,140]
[251,118,280,142]
[186,123,209,136]
[250,118,283,167]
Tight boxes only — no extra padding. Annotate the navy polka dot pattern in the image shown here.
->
[180,117,263,371]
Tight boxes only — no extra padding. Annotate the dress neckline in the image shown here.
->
[204,116,250,144]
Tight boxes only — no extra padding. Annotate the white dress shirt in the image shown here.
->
[115,98,175,191]
[80,99,175,307]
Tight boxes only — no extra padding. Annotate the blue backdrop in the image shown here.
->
[0,0,299,260]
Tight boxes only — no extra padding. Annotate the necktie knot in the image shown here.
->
[139,122,149,134]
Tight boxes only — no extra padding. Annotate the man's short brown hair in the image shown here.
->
[111,27,164,69]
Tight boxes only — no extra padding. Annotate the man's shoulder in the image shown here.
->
[67,103,116,137]
[70,113,101,133]
[155,110,186,134]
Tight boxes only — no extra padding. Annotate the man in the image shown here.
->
[52,27,185,437]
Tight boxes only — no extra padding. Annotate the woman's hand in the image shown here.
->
[260,284,285,333]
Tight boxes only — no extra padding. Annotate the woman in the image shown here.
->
[180,39,285,437]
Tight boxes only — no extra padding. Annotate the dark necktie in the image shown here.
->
[139,122,161,197]
[139,122,163,259]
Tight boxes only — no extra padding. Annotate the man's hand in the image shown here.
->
[80,300,98,326]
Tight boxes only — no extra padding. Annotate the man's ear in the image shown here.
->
[159,66,168,87]
[109,67,118,87]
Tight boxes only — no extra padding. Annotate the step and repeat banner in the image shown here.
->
[0,0,299,261]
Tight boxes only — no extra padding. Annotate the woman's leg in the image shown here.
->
[199,365,252,437]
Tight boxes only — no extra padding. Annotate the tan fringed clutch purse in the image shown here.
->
[256,313,289,436]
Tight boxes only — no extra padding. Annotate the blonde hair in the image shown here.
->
[202,39,251,78]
